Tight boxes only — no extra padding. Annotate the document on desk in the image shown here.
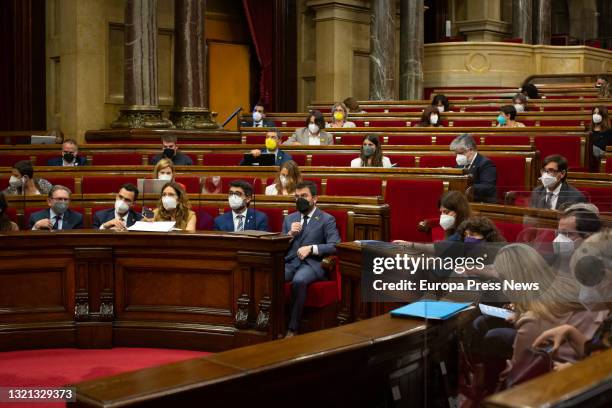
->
[127,221,176,232]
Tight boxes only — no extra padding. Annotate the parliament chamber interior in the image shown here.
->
[1,0,612,407]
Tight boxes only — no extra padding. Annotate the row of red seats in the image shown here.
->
[270,119,588,127]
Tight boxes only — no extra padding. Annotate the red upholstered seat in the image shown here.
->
[435,135,470,145]
[534,136,582,170]
[541,106,582,112]
[463,106,501,112]
[489,156,526,202]
[387,135,432,145]
[386,154,416,167]
[326,178,382,197]
[219,177,262,194]
[386,107,423,113]
[419,155,456,168]
[481,135,531,145]
[367,120,411,127]
[191,206,216,231]
[386,179,443,241]
[244,134,266,144]
[35,153,61,166]
[44,176,76,193]
[81,176,138,194]
[310,154,353,167]
[91,153,142,166]
[576,186,612,213]
[175,176,201,193]
[493,221,525,242]
[290,153,306,166]
[539,120,583,126]
[6,208,17,223]
[0,155,30,167]
[335,135,367,145]
[202,153,243,166]
[257,207,285,232]
[450,120,494,127]
[606,160,612,173]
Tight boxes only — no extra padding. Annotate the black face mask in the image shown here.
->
[163,148,176,159]
[296,197,311,214]
[63,152,75,163]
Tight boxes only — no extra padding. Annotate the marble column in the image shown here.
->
[112,0,171,129]
[369,0,396,100]
[399,0,424,100]
[533,0,551,45]
[512,0,533,44]
[170,0,218,129]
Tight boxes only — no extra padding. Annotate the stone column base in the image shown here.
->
[111,106,173,129]
[455,19,511,42]
[169,107,220,130]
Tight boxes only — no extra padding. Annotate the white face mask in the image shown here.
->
[439,214,455,231]
[253,111,263,122]
[229,194,244,211]
[514,103,525,113]
[592,113,603,124]
[553,233,574,255]
[280,175,288,187]
[436,106,445,113]
[455,154,468,167]
[9,175,23,188]
[308,123,320,135]
[540,173,558,189]
[430,115,439,125]
[115,199,130,215]
[162,196,177,210]
[158,173,173,181]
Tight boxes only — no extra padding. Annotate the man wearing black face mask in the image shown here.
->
[282,181,341,337]
[47,139,87,166]
[149,134,193,165]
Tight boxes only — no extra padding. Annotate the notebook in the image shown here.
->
[390,300,472,320]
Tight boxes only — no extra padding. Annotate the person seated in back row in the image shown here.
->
[4,160,52,196]
[326,102,356,128]
[241,103,276,128]
[283,181,341,337]
[417,106,443,127]
[450,134,497,203]
[283,110,333,146]
[351,134,392,168]
[214,180,269,232]
[29,185,83,230]
[47,139,87,166]
[93,183,142,230]
[241,129,293,166]
[496,105,525,128]
[265,160,302,196]
[150,134,193,166]
[530,154,586,210]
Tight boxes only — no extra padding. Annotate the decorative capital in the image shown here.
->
[169,107,220,130]
[111,106,173,129]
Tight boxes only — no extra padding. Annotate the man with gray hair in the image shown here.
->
[29,185,83,230]
[450,133,497,203]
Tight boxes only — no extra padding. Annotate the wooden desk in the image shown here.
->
[0,231,291,351]
[73,312,467,407]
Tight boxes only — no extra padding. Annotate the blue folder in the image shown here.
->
[390,300,472,320]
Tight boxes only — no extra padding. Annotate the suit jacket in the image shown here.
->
[239,148,293,166]
[92,208,142,229]
[214,208,269,232]
[529,182,587,210]
[149,151,193,165]
[241,118,276,128]
[28,208,83,230]
[459,154,497,203]
[282,208,341,279]
[283,128,333,145]
[47,156,87,166]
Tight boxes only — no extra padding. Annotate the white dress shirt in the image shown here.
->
[99,210,128,229]
[546,182,563,210]
[350,156,393,168]
[232,208,248,231]
[33,208,62,230]
[308,133,321,146]
[296,206,319,255]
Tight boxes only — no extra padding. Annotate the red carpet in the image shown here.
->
[0,348,210,408]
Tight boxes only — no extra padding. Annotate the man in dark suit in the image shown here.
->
[530,154,587,210]
[241,103,276,128]
[29,185,83,230]
[214,180,269,232]
[149,134,193,165]
[283,181,341,337]
[93,183,143,230]
[450,133,497,203]
[47,139,87,166]
[240,130,292,166]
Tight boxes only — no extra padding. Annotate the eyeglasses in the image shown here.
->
[541,168,560,175]
[51,197,70,202]
[229,191,244,197]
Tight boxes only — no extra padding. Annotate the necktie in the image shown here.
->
[52,215,61,230]
[302,215,309,231]
[236,215,244,231]
[545,192,554,209]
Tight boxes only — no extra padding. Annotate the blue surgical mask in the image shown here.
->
[497,115,507,126]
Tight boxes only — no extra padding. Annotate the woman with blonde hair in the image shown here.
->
[150,182,196,231]
[326,102,356,128]
[153,158,175,181]
[265,160,302,196]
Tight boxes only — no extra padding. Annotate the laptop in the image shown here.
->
[30,135,57,145]
[242,153,276,166]
[137,179,169,195]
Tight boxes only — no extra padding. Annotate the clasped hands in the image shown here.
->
[289,222,312,260]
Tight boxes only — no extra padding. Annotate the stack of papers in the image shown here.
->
[391,300,472,320]
[127,221,176,232]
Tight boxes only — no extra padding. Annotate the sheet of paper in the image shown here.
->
[478,304,515,320]
[127,221,176,232]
